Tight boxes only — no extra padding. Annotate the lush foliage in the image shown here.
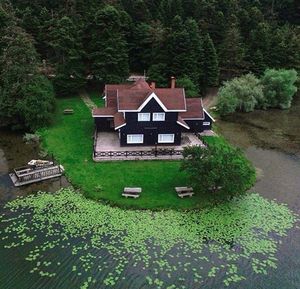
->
[3,0,299,96]
[0,2,56,131]
[217,69,298,116]
[261,69,298,109]
[176,76,199,97]
[40,96,220,210]
[0,188,297,288]
[181,138,256,196]
[217,73,264,115]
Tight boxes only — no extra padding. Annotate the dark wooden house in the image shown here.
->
[92,78,214,146]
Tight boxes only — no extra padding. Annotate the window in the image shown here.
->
[158,134,174,143]
[138,113,150,121]
[203,122,211,125]
[127,134,144,144]
[153,112,165,121]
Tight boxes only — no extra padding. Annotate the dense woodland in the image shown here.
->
[0,0,299,130]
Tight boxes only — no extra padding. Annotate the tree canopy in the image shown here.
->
[181,141,256,196]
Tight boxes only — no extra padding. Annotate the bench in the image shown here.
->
[175,187,194,198]
[122,187,142,198]
[64,109,74,115]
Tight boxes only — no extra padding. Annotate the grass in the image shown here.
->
[40,96,218,210]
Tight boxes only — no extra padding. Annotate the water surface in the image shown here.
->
[0,91,300,289]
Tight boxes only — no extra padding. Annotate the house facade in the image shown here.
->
[92,78,214,146]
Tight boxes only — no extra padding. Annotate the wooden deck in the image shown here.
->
[93,132,205,162]
[10,165,64,187]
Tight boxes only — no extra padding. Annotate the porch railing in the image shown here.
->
[93,148,183,159]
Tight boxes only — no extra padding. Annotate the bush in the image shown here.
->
[261,69,298,109]
[18,75,56,131]
[216,74,263,116]
[176,76,199,97]
[181,138,256,196]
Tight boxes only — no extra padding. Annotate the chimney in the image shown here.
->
[171,76,176,89]
[151,81,156,89]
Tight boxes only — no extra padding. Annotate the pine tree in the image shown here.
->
[159,0,183,26]
[166,16,190,78]
[49,16,86,95]
[219,23,246,77]
[184,19,204,87]
[87,5,129,84]
[0,2,55,131]
[202,33,219,87]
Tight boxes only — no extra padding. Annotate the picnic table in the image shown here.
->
[122,187,142,198]
[175,187,194,198]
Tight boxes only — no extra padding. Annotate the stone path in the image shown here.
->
[80,90,97,111]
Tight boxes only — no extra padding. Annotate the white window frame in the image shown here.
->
[138,113,150,122]
[158,134,175,143]
[153,112,165,121]
[127,134,144,144]
[203,122,211,126]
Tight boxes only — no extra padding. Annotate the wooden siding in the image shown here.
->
[121,98,182,146]
[185,111,213,132]
[95,117,114,131]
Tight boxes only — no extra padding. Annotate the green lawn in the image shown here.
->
[40,96,217,210]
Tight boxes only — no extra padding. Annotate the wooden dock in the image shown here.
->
[9,164,64,187]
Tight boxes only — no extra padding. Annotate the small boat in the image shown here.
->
[9,160,64,187]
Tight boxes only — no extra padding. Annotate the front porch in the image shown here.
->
[93,132,205,161]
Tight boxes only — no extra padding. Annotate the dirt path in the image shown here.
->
[202,87,219,109]
[79,90,97,111]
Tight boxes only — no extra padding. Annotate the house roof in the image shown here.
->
[179,98,204,119]
[114,112,126,130]
[117,88,186,111]
[92,107,117,117]
[177,116,190,129]
[93,79,212,124]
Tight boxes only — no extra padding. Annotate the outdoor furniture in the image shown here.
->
[64,109,74,115]
[175,187,194,198]
[122,187,142,198]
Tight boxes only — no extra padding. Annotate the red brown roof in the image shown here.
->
[114,112,126,129]
[94,79,205,122]
[92,107,117,117]
[177,116,190,129]
[117,88,186,111]
[179,98,204,119]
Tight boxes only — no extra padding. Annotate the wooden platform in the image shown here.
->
[9,165,64,187]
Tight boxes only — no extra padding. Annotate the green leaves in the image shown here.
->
[0,188,297,287]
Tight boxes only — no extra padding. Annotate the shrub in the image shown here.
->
[216,74,263,116]
[261,69,298,109]
[176,76,199,97]
[18,75,56,131]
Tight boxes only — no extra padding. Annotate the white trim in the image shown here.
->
[114,123,127,130]
[118,92,187,112]
[182,88,187,111]
[181,117,204,120]
[93,114,114,118]
[203,121,211,125]
[127,134,144,144]
[117,89,120,111]
[153,112,165,121]
[158,134,175,143]
[138,112,151,122]
[203,108,215,122]
[139,92,168,111]
[177,121,190,130]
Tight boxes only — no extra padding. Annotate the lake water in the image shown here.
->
[0,94,300,288]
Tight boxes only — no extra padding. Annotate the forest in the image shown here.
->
[0,0,299,130]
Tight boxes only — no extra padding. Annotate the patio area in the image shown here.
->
[93,132,205,161]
